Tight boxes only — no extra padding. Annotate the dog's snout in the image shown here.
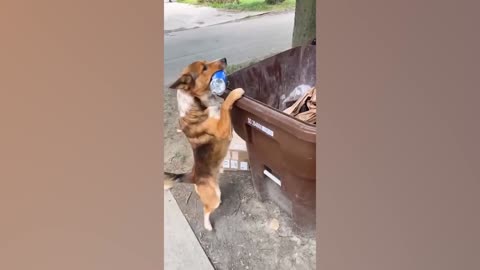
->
[220,58,227,65]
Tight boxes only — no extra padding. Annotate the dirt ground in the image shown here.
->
[170,172,316,270]
[163,88,195,174]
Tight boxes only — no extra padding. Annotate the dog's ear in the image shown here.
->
[169,74,195,90]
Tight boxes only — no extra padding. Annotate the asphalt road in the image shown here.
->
[164,12,294,85]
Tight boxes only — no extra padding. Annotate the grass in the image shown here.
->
[177,0,296,12]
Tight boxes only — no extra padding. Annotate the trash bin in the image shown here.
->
[224,44,316,231]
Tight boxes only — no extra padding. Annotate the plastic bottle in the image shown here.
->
[210,70,227,96]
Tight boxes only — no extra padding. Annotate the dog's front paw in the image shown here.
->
[230,88,245,100]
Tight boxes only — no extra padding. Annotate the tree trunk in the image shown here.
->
[292,0,316,47]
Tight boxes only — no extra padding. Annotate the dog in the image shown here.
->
[164,57,244,231]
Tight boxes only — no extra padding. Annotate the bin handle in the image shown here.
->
[264,169,281,187]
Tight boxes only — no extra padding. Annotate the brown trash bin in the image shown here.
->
[223,44,316,232]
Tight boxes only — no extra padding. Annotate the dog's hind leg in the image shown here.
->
[195,179,221,231]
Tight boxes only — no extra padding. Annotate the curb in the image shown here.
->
[165,10,293,34]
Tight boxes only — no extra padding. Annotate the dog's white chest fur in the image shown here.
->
[207,106,220,119]
[205,94,222,120]
[177,90,221,120]
[177,90,194,117]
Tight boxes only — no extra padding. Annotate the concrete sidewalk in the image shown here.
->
[164,0,266,33]
[164,190,214,270]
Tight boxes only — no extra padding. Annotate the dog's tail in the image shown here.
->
[164,172,192,190]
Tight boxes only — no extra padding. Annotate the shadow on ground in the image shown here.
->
[170,171,316,270]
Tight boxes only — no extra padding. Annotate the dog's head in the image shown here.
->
[169,58,227,99]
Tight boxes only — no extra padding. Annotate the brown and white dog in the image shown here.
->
[164,58,244,231]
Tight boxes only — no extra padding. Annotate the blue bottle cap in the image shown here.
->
[212,70,227,82]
